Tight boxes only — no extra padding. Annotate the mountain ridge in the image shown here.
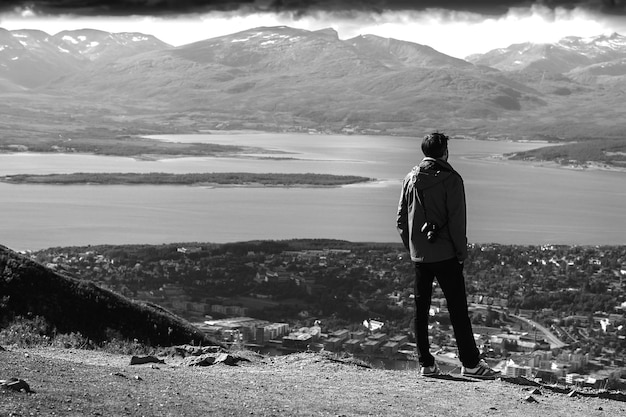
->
[466,32,626,74]
[1,26,624,139]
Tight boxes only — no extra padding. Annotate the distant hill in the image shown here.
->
[466,33,626,74]
[0,245,219,347]
[0,28,170,88]
[0,26,625,139]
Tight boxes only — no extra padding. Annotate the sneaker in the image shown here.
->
[420,362,440,376]
[461,359,500,380]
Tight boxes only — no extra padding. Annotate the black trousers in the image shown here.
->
[413,258,480,368]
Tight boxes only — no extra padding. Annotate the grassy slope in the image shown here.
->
[0,245,220,347]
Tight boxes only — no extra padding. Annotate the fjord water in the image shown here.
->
[0,133,624,251]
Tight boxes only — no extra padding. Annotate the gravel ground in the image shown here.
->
[1,346,624,416]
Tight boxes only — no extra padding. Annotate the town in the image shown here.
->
[30,240,626,389]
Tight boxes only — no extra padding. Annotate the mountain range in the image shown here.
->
[1,26,625,140]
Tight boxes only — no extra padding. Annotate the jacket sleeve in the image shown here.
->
[396,179,410,251]
[445,173,468,261]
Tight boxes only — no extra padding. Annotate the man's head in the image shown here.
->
[421,132,449,160]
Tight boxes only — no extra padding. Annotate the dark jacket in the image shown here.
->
[396,157,468,263]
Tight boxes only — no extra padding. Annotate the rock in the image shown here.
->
[184,353,250,367]
[0,345,5,351]
[174,345,222,357]
[501,376,540,387]
[567,390,578,397]
[130,355,165,365]
[184,355,217,367]
[524,395,538,403]
[0,378,33,393]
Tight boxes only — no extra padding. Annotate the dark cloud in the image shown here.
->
[1,1,625,16]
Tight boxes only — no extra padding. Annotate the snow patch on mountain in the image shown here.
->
[62,35,80,45]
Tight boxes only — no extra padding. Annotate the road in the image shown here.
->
[510,314,568,349]
[469,304,568,349]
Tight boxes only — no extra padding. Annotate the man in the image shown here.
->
[396,132,499,379]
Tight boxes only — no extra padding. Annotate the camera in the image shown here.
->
[420,222,438,243]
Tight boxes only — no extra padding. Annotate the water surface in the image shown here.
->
[0,133,623,251]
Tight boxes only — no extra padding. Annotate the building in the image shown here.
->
[350,331,367,341]
[504,362,533,378]
[323,337,344,351]
[330,329,350,342]
[344,339,362,353]
[380,341,401,356]
[199,317,286,344]
[211,304,249,316]
[256,323,290,344]
[490,333,550,353]
[362,333,388,354]
[283,332,313,350]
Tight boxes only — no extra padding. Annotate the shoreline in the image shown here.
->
[478,154,626,174]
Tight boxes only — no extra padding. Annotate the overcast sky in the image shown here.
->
[1,1,625,58]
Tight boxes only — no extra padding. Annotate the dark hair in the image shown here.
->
[421,132,449,158]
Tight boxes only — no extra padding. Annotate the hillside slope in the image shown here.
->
[0,245,218,347]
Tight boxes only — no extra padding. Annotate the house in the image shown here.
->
[323,337,344,351]
[380,341,401,356]
[504,362,533,378]
[283,332,313,350]
[344,339,362,353]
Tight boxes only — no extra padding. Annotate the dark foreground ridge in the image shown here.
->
[0,245,220,347]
